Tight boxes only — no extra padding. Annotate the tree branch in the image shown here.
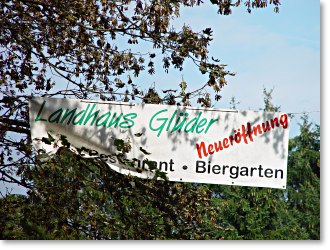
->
[0,117,30,134]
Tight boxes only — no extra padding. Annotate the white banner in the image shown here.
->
[29,97,289,189]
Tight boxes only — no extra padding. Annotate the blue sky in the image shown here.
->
[209,0,320,137]
[49,0,320,137]
[135,0,320,138]
[0,2,325,249]
[0,0,321,196]
[0,2,327,247]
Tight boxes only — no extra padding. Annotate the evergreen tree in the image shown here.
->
[286,114,320,239]
[1,1,319,240]
[207,90,320,240]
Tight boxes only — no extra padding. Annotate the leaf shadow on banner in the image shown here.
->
[31,97,289,187]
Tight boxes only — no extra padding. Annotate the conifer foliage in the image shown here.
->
[0,0,319,239]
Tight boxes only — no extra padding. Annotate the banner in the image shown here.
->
[29,97,289,189]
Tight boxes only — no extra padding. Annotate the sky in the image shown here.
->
[135,0,320,138]
[0,0,327,248]
[0,0,322,200]
[45,0,320,138]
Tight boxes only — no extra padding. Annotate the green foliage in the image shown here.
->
[1,147,221,239]
[286,114,320,239]
[0,1,319,240]
[186,90,319,240]
[0,112,320,240]
[263,87,281,112]
[203,91,320,240]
